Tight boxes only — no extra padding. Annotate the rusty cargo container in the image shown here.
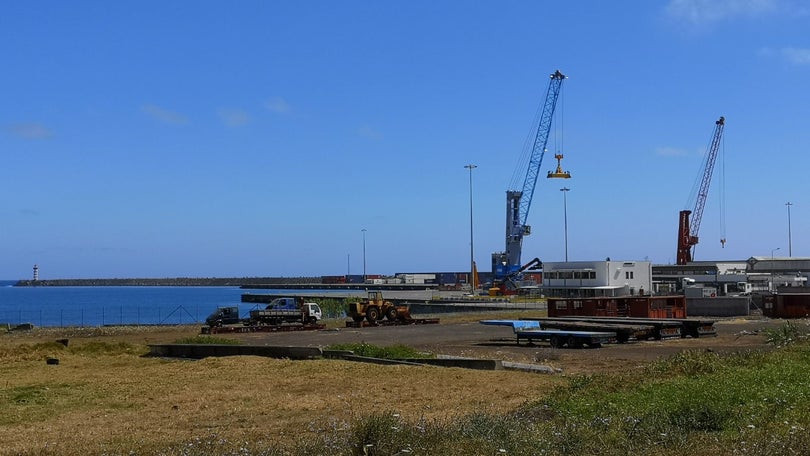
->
[763,293,810,318]
[548,296,686,319]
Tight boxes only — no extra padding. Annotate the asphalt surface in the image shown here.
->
[222,315,788,374]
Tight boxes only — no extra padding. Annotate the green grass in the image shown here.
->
[173,335,241,345]
[286,338,810,455]
[326,342,432,360]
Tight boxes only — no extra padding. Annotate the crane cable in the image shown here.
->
[556,84,565,156]
[508,95,543,191]
[719,132,726,247]
[508,80,566,191]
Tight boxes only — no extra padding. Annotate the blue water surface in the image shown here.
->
[0,284,247,327]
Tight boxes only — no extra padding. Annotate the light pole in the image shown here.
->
[771,247,780,292]
[464,164,477,290]
[560,187,570,262]
[361,229,367,282]
[786,202,793,257]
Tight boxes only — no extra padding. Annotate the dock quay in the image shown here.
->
[242,290,547,312]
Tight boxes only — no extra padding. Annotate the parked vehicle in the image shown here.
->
[206,297,322,327]
[346,291,406,323]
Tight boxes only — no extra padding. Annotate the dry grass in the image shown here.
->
[0,325,560,455]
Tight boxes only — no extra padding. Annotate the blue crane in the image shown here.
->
[492,70,569,282]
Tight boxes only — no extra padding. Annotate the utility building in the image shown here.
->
[542,260,652,298]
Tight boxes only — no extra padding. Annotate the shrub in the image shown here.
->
[765,321,805,347]
[174,335,240,345]
[326,342,431,360]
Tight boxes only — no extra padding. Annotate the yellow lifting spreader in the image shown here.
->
[547,153,571,179]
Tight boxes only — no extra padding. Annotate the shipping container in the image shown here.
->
[321,275,346,284]
[763,293,810,318]
[549,296,686,319]
[439,273,458,285]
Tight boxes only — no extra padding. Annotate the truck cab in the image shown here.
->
[206,306,241,327]
[301,302,323,324]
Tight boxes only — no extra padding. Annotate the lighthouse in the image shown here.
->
[33,264,39,282]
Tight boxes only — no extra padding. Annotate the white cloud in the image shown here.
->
[141,104,189,125]
[656,146,690,157]
[666,0,779,24]
[218,108,251,127]
[265,97,290,114]
[358,125,382,140]
[5,122,53,139]
[781,47,810,65]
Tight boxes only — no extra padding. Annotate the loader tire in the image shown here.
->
[352,316,364,323]
[366,307,380,323]
[385,306,398,321]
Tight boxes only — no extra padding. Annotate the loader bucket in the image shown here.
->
[396,306,411,321]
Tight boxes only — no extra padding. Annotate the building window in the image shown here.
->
[625,271,634,279]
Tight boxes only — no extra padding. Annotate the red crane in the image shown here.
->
[676,116,725,265]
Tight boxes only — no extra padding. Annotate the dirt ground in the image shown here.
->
[0,313,797,453]
[226,314,787,375]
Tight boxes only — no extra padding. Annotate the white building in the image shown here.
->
[541,260,652,298]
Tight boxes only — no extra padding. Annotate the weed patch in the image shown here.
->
[326,342,432,359]
[174,335,240,345]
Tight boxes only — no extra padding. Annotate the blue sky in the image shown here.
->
[2,1,809,279]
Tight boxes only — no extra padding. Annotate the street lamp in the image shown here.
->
[361,229,367,282]
[786,202,793,257]
[771,247,780,292]
[560,187,570,262]
[464,164,477,290]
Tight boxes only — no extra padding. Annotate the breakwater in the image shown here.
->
[13,277,322,287]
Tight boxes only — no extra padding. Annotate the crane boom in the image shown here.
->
[676,116,725,265]
[492,70,566,279]
[519,70,566,226]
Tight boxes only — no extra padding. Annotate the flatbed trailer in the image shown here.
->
[521,318,655,343]
[534,316,716,339]
[201,323,325,334]
[480,320,616,348]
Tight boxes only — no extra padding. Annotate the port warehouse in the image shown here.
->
[318,256,807,291]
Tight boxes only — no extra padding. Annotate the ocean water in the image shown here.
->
[0,283,247,327]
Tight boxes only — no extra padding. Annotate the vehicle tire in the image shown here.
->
[567,336,583,349]
[307,317,318,325]
[352,315,364,323]
[385,306,398,321]
[366,307,380,323]
[549,335,562,348]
